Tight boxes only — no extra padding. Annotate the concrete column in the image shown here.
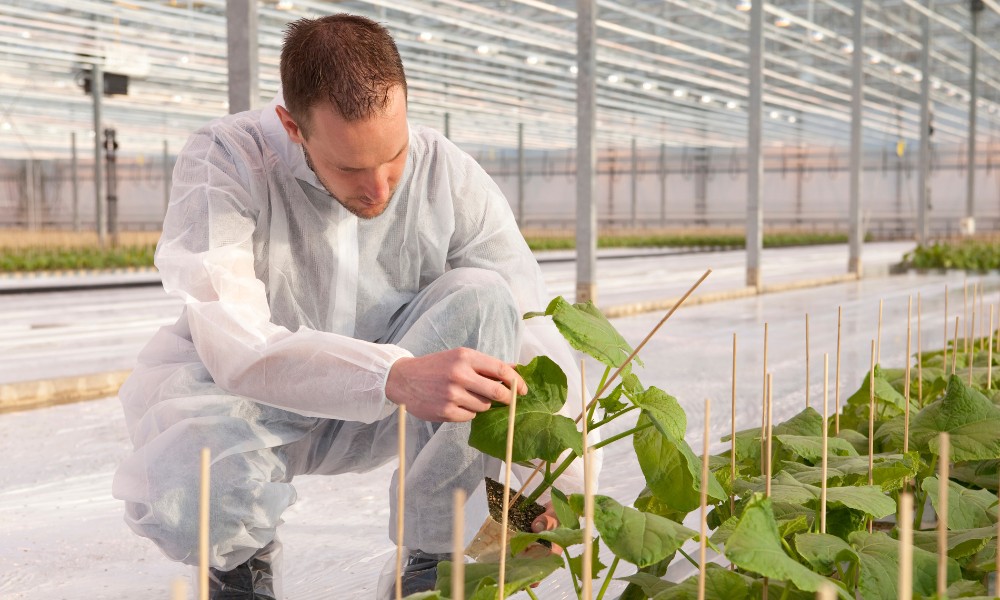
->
[517,122,525,227]
[848,0,864,276]
[631,137,638,228]
[71,131,80,232]
[576,0,598,304]
[226,0,258,114]
[917,0,933,244]
[92,62,105,246]
[965,1,982,234]
[444,112,450,139]
[659,142,667,225]
[746,0,764,289]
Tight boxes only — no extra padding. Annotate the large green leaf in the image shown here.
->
[780,453,921,493]
[550,487,579,530]
[435,555,563,598]
[508,527,584,557]
[569,494,697,568]
[923,476,998,530]
[651,564,754,599]
[739,472,895,519]
[910,375,1000,461]
[773,407,825,437]
[951,459,1000,492]
[849,530,962,600]
[912,526,996,562]
[566,537,607,581]
[618,572,674,598]
[723,494,849,598]
[774,434,859,462]
[525,296,638,370]
[469,356,582,462]
[794,533,859,575]
[841,365,912,432]
[631,387,687,440]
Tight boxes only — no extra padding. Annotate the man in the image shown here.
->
[112,13,592,598]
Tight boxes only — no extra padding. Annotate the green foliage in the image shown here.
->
[910,376,1000,461]
[902,239,1000,271]
[850,530,962,600]
[435,555,563,598]
[0,244,156,272]
[524,296,639,371]
[522,232,861,252]
[923,476,998,530]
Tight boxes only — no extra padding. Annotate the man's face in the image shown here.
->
[276,86,409,219]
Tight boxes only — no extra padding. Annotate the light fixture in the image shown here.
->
[20,31,31,39]
[736,1,752,11]
[1,122,11,131]
[172,94,184,102]
[607,74,621,84]
[932,80,941,90]
[641,81,657,91]
[178,55,190,65]
[912,72,922,82]
[869,54,881,65]
[841,42,854,54]
[787,115,797,123]
[672,87,688,98]
[276,0,293,9]
[568,65,578,75]
[769,110,780,119]
[418,32,434,42]
[700,94,713,104]
[525,55,540,65]
[475,45,491,55]
[946,87,956,96]
[809,30,825,42]
[892,64,903,74]
[726,100,739,109]
[775,17,791,27]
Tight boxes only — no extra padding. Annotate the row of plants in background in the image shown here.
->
[0,244,157,272]
[523,232,867,252]
[902,239,1000,272]
[407,290,1000,599]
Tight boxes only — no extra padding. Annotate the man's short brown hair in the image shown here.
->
[280,14,407,135]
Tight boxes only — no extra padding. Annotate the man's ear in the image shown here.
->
[275,105,305,144]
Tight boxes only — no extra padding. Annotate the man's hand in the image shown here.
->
[385,347,527,422]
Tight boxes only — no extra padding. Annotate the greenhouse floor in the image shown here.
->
[2,244,999,599]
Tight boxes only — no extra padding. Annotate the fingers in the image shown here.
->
[466,354,528,402]
[531,503,558,533]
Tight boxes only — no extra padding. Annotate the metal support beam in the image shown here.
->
[631,137,638,228]
[71,131,80,232]
[517,122,524,227]
[444,112,450,139]
[917,0,933,245]
[92,61,105,246]
[848,0,864,276]
[965,0,981,234]
[659,142,667,225]
[746,0,764,290]
[576,0,598,304]
[226,0,258,114]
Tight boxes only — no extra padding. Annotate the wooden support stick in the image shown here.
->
[904,297,912,456]
[944,285,949,371]
[172,578,187,600]
[952,316,961,376]
[835,306,843,435]
[818,582,837,600]
[581,361,593,600]
[396,406,407,600]
[969,306,977,386]
[762,322,769,464]
[989,305,994,391]
[868,340,875,533]
[512,268,712,504]
[805,313,811,409]
[964,277,970,355]
[498,386,518,598]
[698,398,711,600]
[918,293,923,412]
[821,354,829,535]
[199,447,210,600]
[877,299,884,365]
[452,488,466,600]
[731,333,737,516]
[898,492,914,600]
[995,470,1000,596]
[938,432,950,598]
[766,373,773,499]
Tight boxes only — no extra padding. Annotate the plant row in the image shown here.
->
[0,244,156,272]
[902,240,1000,272]
[524,232,866,252]
[405,296,1000,599]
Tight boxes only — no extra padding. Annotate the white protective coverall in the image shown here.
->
[112,93,599,573]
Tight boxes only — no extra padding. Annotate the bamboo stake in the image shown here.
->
[581,361,593,600]
[868,340,875,533]
[944,285,949,371]
[877,298,884,365]
[512,268,713,504]
[835,306,843,435]
[898,492,914,600]
[952,317,960,376]
[989,305,994,391]
[805,313,811,409]
[918,293,923,413]
[766,373,773,499]
[969,306,977,387]
[396,406,407,600]
[821,354,829,535]
[762,322,769,464]
[995,470,1000,596]
[698,398,711,600]
[817,582,837,600]
[452,488,466,600]
[731,332,737,517]
[199,447,210,600]
[937,432,950,598]
[964,277,969,355]
[498,387,518,598]
[904,297,912,457]
[978,282,984,351]
[172,578,187,600]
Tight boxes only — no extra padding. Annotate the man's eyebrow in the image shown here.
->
[337,142,407,171]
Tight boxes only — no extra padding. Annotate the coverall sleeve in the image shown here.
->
[446,153,602,500]
[156,127,411,423]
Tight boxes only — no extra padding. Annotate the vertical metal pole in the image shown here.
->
[517,122,525,227]
[630,137,638,228]
[659,142,667,225]
[163,140,171,216]
[25,159,36,231]
[965,1,981,233]
[576,0,598,304]
[444,112,451,139]
[917,0,933,244]
[848,0,864,276]
[93,62,106,246]
[71,131,80,232]
[746,0,764,290]
[226,0,258,114]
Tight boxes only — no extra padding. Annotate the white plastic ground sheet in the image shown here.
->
[2,270,998,599]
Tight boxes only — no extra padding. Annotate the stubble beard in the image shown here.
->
[302,146,394,220]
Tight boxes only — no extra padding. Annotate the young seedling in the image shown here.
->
[452,489,466,600]
[199,447,210,600]
[898,492,913,600]
[396,406,407,600]
[938,432,950,598]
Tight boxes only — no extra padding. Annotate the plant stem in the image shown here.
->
[595,366,612,403]
[525,587,541,600]
[678,547,700,569]
[592,422,654,451]
[563,551,581,596]
[590,405,638,430]
[595,556,620,600]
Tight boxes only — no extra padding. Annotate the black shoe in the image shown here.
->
[209,542,278,600]
[398,550,448,596]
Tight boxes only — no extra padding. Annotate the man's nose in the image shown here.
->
[363,168,391,202]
